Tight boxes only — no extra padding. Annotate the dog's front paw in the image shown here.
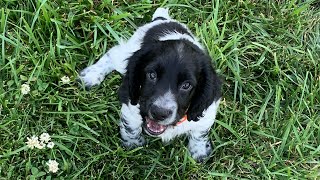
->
[188,140,212,162]
[122,135,146,149]
[78,65,105,88]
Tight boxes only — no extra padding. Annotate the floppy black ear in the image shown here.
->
[118,46,153,105]
[187,56,222,121]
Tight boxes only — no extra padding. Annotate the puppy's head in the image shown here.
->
[119,40,221,136]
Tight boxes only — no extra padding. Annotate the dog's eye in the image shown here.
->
[147,72,157,81]
[180,82,192,91]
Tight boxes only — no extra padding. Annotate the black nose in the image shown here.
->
[150,105,173,120]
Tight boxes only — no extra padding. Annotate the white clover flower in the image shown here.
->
[40,133,51,143]
[61,76,70,84]
[47,142,55,149]
[46,160,59,173]
[21,83,30,95]
[35,141,46,149]
[26,135,40,149]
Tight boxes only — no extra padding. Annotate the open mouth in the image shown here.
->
[145,117,168,135]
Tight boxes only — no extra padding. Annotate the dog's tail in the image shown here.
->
[152,8,171,21]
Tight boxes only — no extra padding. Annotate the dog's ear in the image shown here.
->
[187,55,222,121]
[118,46,153,105]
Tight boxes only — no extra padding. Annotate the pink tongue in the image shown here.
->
[147,119,167,133]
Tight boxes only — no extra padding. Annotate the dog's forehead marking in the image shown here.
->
[158,31,204,51]
[176,42,185,59]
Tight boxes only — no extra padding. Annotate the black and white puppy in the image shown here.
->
[79,8,222,162]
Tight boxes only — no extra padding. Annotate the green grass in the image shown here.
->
[0,0,319,179]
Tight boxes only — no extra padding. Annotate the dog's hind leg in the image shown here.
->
[78,40,132,88]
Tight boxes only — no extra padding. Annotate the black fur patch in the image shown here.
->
[143,22,193,42]
[118,21,221,124]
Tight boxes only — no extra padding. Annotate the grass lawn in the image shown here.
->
[0,0,320,179]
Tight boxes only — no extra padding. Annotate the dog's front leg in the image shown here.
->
[119,103,146,148]
[188,130,213,162]
[187,100,220,162]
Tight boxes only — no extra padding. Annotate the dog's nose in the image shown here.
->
[150,105,173,120]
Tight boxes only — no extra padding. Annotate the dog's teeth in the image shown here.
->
[145,118,167,134]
